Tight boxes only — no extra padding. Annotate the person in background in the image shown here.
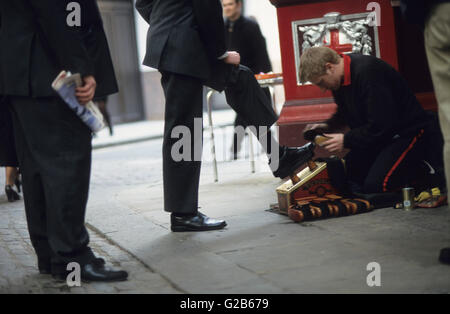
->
[222,0,273,159]
[401,0,450,265]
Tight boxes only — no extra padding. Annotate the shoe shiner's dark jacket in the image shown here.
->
[327,53,432,150]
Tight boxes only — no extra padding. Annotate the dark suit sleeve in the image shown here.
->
[29,0,94,77]
[250,22,272,73]
[192,0,227,60]
[135,0,154,24]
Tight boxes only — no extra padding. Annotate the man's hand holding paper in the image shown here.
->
[76,76,97,105]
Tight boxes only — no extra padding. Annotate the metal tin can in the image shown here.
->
[402,187,415,211]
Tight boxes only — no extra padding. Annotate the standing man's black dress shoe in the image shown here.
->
[81,260,128,282]
[271,143,315,179]
[51,258,128,282]
[171,212,227,232]
[40,258,106,276]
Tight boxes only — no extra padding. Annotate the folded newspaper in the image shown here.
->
[52,71,105,133]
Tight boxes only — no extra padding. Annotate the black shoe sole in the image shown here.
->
[52,273,128,283]
[52,274,67,282]
[171,223,227,232]
[52,276,128,283]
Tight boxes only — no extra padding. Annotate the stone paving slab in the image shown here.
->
[1,136,449,294]
[0,194,180,294]
[85,161,450,294]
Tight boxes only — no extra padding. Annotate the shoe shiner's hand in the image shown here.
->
[303,123,329,138]
[323,133,344,153]
[303,123,330,143]
[224,51,240,65]
[76,75,97,105]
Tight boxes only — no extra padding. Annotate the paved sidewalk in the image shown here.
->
[1,114,449,294]
[86,160,450,294]
[0,194,180,294]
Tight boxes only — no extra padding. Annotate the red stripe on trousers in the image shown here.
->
[382,129,424,192]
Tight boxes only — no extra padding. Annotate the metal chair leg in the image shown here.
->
[248,129,256,173]
[206,89,218,182]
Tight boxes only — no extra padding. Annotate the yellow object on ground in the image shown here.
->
[415,191,431,202]
[431,187,441,196]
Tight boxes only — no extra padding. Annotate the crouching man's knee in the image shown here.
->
[363,179,384,194]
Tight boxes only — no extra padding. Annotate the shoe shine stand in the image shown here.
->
[276,135,339,214]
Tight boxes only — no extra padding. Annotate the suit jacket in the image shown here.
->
[0,0,117,98]
[136,0,227,81]
[225,16,272,75]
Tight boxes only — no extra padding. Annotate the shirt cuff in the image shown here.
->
[218,52,228,60]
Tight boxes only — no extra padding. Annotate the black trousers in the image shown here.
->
[10,96,95,266]
[345,128,443,193]
[232,87,272,155]
[0,100,19,167]
[160,64,278,214]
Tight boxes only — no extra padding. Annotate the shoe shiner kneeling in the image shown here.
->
[300,47,446,206]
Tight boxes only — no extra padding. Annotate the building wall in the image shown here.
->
[140,71,165,120]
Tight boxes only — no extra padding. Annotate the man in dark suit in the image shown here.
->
[136,0,314,232]
[0,0,127,281]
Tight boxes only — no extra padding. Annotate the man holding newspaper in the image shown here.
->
[0,0,127,282]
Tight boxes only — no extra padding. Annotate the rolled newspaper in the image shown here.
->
[52,71,105,133]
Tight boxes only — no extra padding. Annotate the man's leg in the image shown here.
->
[424,1,450,265]
[363,131,428,193]
[160,71,226,232]
[10,102,54,273]
[10,96,94,266]
[160,71,204,215]
[11,96,128,280]
[231,87,272,159]
[344,148,380,194]
[425,2,450,194]
[207,64,315,178]
[222,65,277,136]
